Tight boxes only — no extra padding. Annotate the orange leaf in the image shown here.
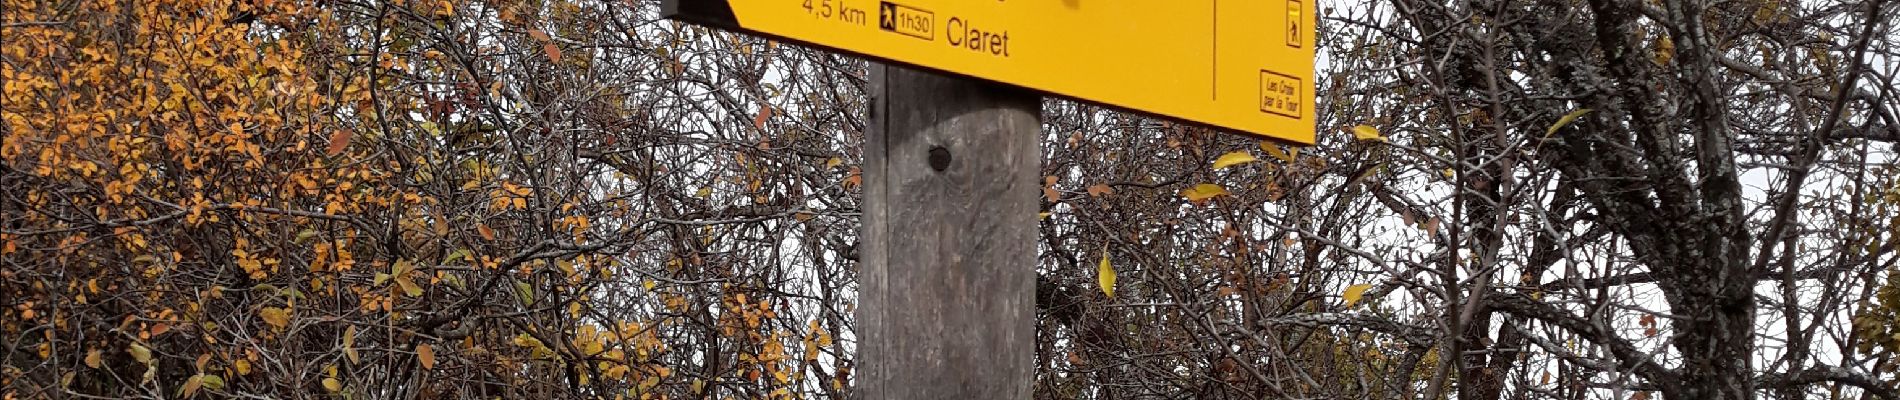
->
[754,104,773,129]
[842,167,862,189]
[417,343,436,369]
[528,29,550,42]
[477,223,496,241]
[326,130,352,156]
[542,44,562,63]
[1086,184,1114,197]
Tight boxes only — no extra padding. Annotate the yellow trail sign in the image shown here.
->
[665,0,1316,145]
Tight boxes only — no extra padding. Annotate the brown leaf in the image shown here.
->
[542,43,562,63]
[477,223,496,241]
[432,212,449,237]
[326,129,352,156]
[417,343,437,369]
[1086,184,1114,197]
[527,29,550,42]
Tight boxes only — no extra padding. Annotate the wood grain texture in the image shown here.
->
[858,63,1040,399]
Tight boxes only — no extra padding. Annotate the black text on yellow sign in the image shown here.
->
[665,0,1316,145]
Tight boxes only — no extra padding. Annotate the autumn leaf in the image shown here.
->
[200,374,225,390]
[1352,125,1386,142]
[1043,175,1061,202]
[344,325,360,364]
[1181,183,1229,201]
[1261,142,1296,162]
[477,223,496,241]
[260,307,290,330]
[1086,184,1114,197]
[1098,251,1117,298]
[1653,35,1675,65]
[754,104,773,129]
[1343,284,1373,307]
[181,374,204,398]
[418,343,437,369]
[543,43,562,63]
[126,343,153,365]
[1546,108,1593,137]
[322,377,342,392]
[396,274,423,297]
[1211,151,1259,170]
[528,29,551,42]
[326,129,352,156]
[85,350,103,369]
[515,281,536,306]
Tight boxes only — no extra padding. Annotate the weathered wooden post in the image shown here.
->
[857,64,1040,398]
[664,1,1314,397]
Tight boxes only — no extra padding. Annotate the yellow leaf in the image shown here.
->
[1261,142,1295,162]
[417,343,437,369]
[322,377,342,392]
[343,326,359,364]
[1653,35,1675,65]
[1343,284,1373,307]
[1181,184,1229,201]
[1546,108,1593,137]
[128,343,153,364]
[1097,251,1117,298]
[85,350,103,369]
[1352,125,1385,142]
[824,157,843,169]
[1211,151,1258,170]
[260,307,290,330]
[477,223,496,241]
[234,359,251,375]
[396,274,423,297]
[1039,212,1051,220]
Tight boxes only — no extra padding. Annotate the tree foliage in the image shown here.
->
[4,0,1898,399]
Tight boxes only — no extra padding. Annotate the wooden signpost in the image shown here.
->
[664,0,1314,396]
